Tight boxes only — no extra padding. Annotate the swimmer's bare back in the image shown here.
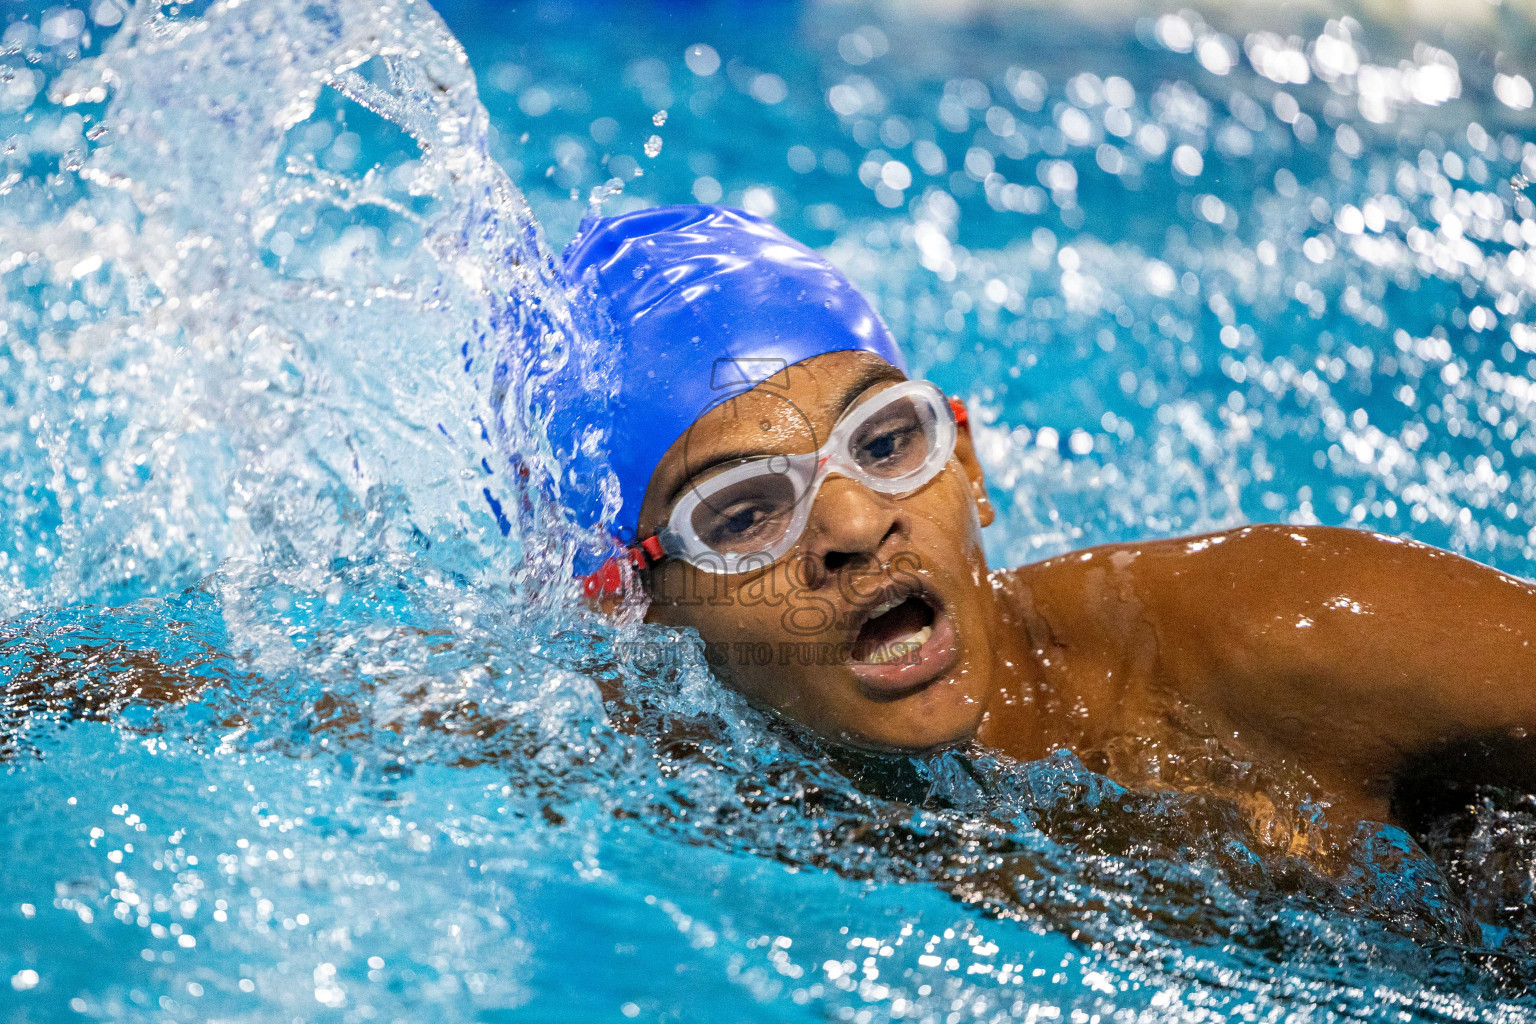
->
[979,523,1536,831]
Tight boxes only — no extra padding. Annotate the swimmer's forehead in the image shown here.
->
[725,351,908,432]
[647,352,907,513]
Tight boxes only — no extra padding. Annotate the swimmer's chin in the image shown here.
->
[829,677,987,754]
[828,717,980,757]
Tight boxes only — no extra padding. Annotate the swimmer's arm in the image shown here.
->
[1,634,210,719]
[1010,524,1536,810]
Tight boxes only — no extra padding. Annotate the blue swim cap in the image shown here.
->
[557,204,906,547]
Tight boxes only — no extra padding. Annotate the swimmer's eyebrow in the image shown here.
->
[660,361,906,511]
[820,359,908,427]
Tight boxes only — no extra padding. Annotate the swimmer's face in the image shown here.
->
[638,350,1000,752]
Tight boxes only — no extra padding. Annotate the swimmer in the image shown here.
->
[556,204,1536,843]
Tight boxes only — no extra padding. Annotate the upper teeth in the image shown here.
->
[868,595,905,619]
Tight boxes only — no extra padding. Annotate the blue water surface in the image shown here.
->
[2,0,1536,1021]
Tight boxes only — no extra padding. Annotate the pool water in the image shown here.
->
[2,0,1535,1020]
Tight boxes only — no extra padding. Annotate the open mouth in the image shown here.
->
[846,585,959,698]
[852,594,936,665]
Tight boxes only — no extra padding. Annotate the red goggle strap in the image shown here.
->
[949,396,968,429]
[630,534,666,568]
[579,534,665,600]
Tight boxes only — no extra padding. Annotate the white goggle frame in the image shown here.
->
[650,380,958,575]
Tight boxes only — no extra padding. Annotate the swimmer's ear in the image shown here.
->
[952,411,994,528]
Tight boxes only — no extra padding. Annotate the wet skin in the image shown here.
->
[639,351,1536,830]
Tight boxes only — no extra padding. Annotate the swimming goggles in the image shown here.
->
[623,380,965,576]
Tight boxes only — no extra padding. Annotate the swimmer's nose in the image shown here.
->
[800,475,902,585]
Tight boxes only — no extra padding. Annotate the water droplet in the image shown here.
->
[683,44,719,77]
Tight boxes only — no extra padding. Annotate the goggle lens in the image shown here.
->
[689,471,800,555]
[848,396,940,481]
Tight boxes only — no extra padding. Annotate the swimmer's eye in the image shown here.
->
[687,468,798,553]
[703,501,784,547]
[851,413,927,477]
